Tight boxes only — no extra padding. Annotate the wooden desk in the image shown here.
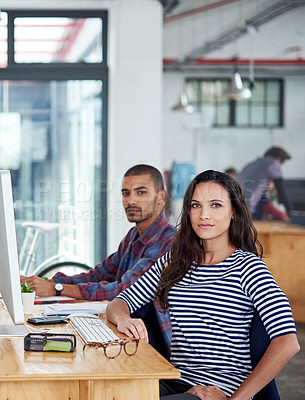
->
[254,221,305,322]
[0,303,180,400]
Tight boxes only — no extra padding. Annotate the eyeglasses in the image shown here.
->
[83,338,139,359]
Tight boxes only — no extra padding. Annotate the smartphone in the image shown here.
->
[27,316,68,325]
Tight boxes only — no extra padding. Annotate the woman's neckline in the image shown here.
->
[200,248,239,266]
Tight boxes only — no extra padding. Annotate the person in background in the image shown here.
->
[21,164,176,357]
[236,146,292,221]
[225,167,237,178]
[264,180,289,220]
[106,169,299,400]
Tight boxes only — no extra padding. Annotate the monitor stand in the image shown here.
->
[0,324,28,336]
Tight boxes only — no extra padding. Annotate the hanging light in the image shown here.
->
[223,72,252,100]
[171,92,194,113]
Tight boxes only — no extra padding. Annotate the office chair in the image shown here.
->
[250,310,281,400]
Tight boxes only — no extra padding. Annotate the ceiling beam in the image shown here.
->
[163,0,239,24]
[163,57,305,76]
[184,0,305,61]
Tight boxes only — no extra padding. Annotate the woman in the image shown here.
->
[106,170,300,400]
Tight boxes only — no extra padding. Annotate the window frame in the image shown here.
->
[2,9,108,79]
[186,77,284,128]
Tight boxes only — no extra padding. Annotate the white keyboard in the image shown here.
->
[69,316,119,344]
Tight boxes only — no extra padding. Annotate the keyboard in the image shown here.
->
[69,316,119,344]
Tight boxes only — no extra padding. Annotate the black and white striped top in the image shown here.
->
[116,249,296,396]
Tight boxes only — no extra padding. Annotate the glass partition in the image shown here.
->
[0,79,104,272]
[0,9,108,273]
[0,12,8,68]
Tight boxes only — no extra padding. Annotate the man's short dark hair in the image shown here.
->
[124,164,165,191]
[264,146,291,163]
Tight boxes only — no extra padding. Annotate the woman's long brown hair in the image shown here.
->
[156,170,262,311]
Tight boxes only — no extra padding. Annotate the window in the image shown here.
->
[14,17,103,64]
[0,10,108,269]
[186,78,283,127]
[0,10,106,67]
[0,12,8,67]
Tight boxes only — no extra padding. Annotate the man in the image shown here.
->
[237,146,292,220]
[21,164,175,355]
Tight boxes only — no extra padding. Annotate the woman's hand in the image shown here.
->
[106,299,149,342]
[117,317,149,342]
[186,385,227,400]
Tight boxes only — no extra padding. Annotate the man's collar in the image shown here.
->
[136,210,166,240]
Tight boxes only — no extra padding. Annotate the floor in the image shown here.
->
[276,322,305,399]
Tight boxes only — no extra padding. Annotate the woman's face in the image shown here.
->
[189,182,234,243]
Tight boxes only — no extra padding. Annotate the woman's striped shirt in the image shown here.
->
[116,249,296,396]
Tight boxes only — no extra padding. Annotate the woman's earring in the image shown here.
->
[199,238,203,246]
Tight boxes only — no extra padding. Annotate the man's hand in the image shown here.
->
[117,317,149,343]
[186,385,227,400]
[20,275,56,297]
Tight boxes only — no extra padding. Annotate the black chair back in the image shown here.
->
[250,310,281,400]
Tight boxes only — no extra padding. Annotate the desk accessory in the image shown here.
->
[27,316,67,325]
[35,295,76,304]
[24,333,76,352]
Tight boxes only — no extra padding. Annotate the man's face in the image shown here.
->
[121,173,161,224]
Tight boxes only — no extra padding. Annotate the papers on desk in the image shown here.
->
[44,301,108,316]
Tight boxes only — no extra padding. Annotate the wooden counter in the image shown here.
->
[0,303,180,400]
[254,221,305,322]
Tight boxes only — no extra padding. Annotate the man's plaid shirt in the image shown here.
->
[54,211,175,301]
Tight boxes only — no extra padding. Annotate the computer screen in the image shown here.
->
[0,170,27,335]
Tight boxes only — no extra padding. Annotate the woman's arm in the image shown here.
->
[182,333,299,400]
[230,333,300,400]
[106,298,149,342]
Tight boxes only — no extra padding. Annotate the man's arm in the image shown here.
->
[20,237,125,298]
[19,249,121,298]
[20,275,84,299]
[61,226,173,301]
[73,242,170,301]
[21,240,172,300]
[53,242,125,285]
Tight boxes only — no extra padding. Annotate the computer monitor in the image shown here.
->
[284,179,305,212]
[0,170,27,335]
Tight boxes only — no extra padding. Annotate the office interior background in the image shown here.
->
[0,0,305,271]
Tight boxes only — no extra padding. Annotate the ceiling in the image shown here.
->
[2,1,305,76]
[160,0,305,76]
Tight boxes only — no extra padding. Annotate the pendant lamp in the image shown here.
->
[171,92,194,113]
[223,72,252,100]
